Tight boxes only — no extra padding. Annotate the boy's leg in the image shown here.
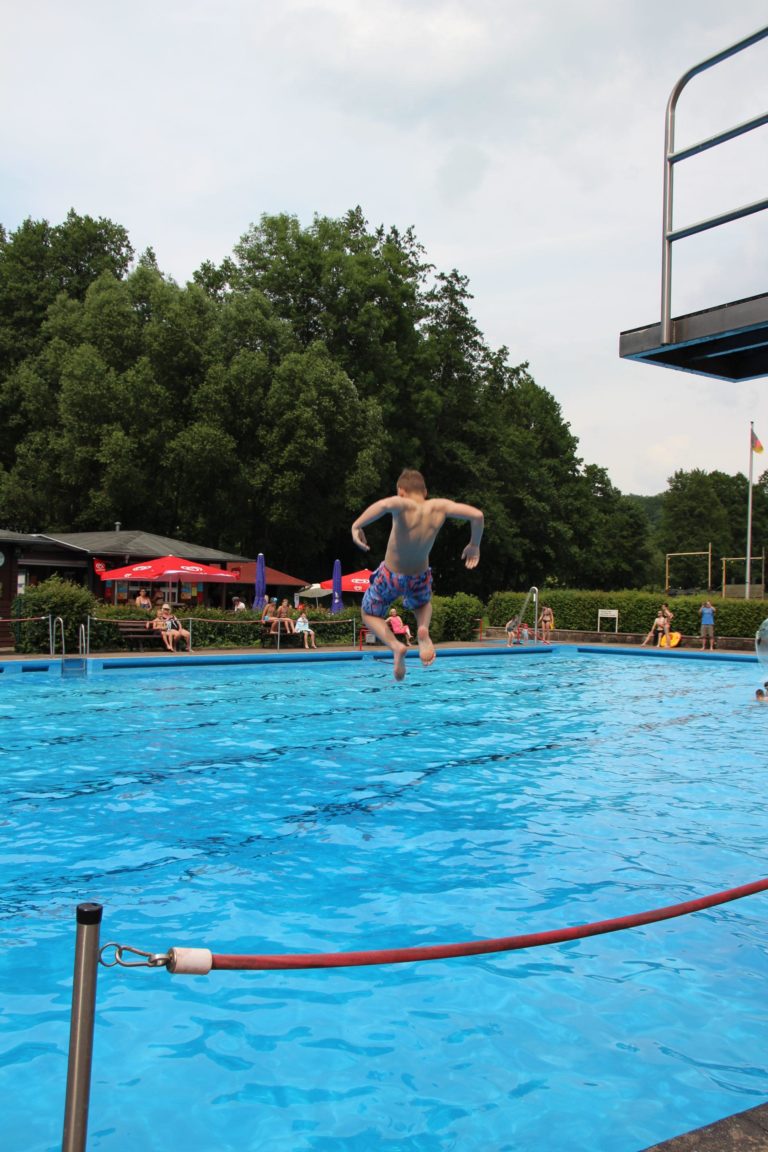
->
[412,601,436,667]
[362,609,408,680]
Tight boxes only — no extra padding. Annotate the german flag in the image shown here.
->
[752,428,763,454]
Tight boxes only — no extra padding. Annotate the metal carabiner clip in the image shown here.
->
[99,942,170,968]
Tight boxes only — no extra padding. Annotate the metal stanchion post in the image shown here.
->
[62,902,103,1152]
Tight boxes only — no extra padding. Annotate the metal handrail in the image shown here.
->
[660,25,768,344]
[52,616,66,657]
[517,585,539,643]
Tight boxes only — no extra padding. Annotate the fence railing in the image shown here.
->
[0,614,53,655]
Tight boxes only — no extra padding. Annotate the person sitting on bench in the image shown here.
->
[158,604,191,652]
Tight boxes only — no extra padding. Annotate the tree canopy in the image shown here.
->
[9,206,758,596]
[654,467,768,590]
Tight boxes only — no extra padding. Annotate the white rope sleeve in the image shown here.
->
[167,948,213,975]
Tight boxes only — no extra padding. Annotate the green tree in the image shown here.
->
[566,465,655,589]
[163,422,249,545]
[0,211,132,373]
[656,469,730,589]
[0,205,675,595]
[254,342,386,572]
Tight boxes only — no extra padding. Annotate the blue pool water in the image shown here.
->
[1,649,767,1151]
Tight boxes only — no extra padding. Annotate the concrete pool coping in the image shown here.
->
[642,1102,768,1150]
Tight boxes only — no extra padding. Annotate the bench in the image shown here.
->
[260,623,304,648]
[105,618,169,651]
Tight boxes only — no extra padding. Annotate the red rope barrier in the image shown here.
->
[0,615,48,624]
[201,878,768,972]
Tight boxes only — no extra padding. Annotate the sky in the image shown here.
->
[2,0,768,495]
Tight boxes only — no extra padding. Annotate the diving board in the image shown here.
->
[620,291,768,381]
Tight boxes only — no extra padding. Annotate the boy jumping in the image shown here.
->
[351,469,484,681]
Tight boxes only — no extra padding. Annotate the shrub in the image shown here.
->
[309,607,360,646]
[12,576,97,653]
[436,591,485,641]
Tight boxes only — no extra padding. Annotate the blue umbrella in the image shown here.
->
[330,558,343,615]
[252,552,266,610]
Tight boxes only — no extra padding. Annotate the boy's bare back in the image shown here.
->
[385,496,480,574]
[351,478,483,575]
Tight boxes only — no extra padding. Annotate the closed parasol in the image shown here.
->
[252,553,266,610]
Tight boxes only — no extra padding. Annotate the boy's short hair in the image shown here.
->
[397,468,427,495]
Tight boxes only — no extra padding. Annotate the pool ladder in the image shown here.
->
[478,586,539,645]
[516,585,539,643]
[54,617,89,678]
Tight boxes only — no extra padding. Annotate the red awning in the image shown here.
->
[234,562,308,587]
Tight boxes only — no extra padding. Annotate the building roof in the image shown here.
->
[235,561,308,587]
[0,531,42,545]
[13,530,249,563]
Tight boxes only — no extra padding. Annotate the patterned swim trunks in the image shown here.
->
[362,564,433,618]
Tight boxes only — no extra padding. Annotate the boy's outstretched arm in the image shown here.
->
[443,500,484,569]
[351,496,403,551]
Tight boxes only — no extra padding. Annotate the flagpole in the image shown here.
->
[746,421,755,600]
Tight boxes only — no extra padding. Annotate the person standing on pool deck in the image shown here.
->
[699,599,716,651]
[351,469,484,681]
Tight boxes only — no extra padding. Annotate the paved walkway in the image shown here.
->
[643,1103,768,1150]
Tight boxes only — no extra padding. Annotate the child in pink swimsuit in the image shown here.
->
[352,468,484,682]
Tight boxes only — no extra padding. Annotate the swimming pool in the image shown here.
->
[2,649,766,1151]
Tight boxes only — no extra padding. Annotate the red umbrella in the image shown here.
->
[234,561,308,587]
[320,567,373,593]
[100,555,237,583]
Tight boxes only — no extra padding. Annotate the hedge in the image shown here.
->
[87,604,362,652]
[11,581,366,653]
[486,588,768,640]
